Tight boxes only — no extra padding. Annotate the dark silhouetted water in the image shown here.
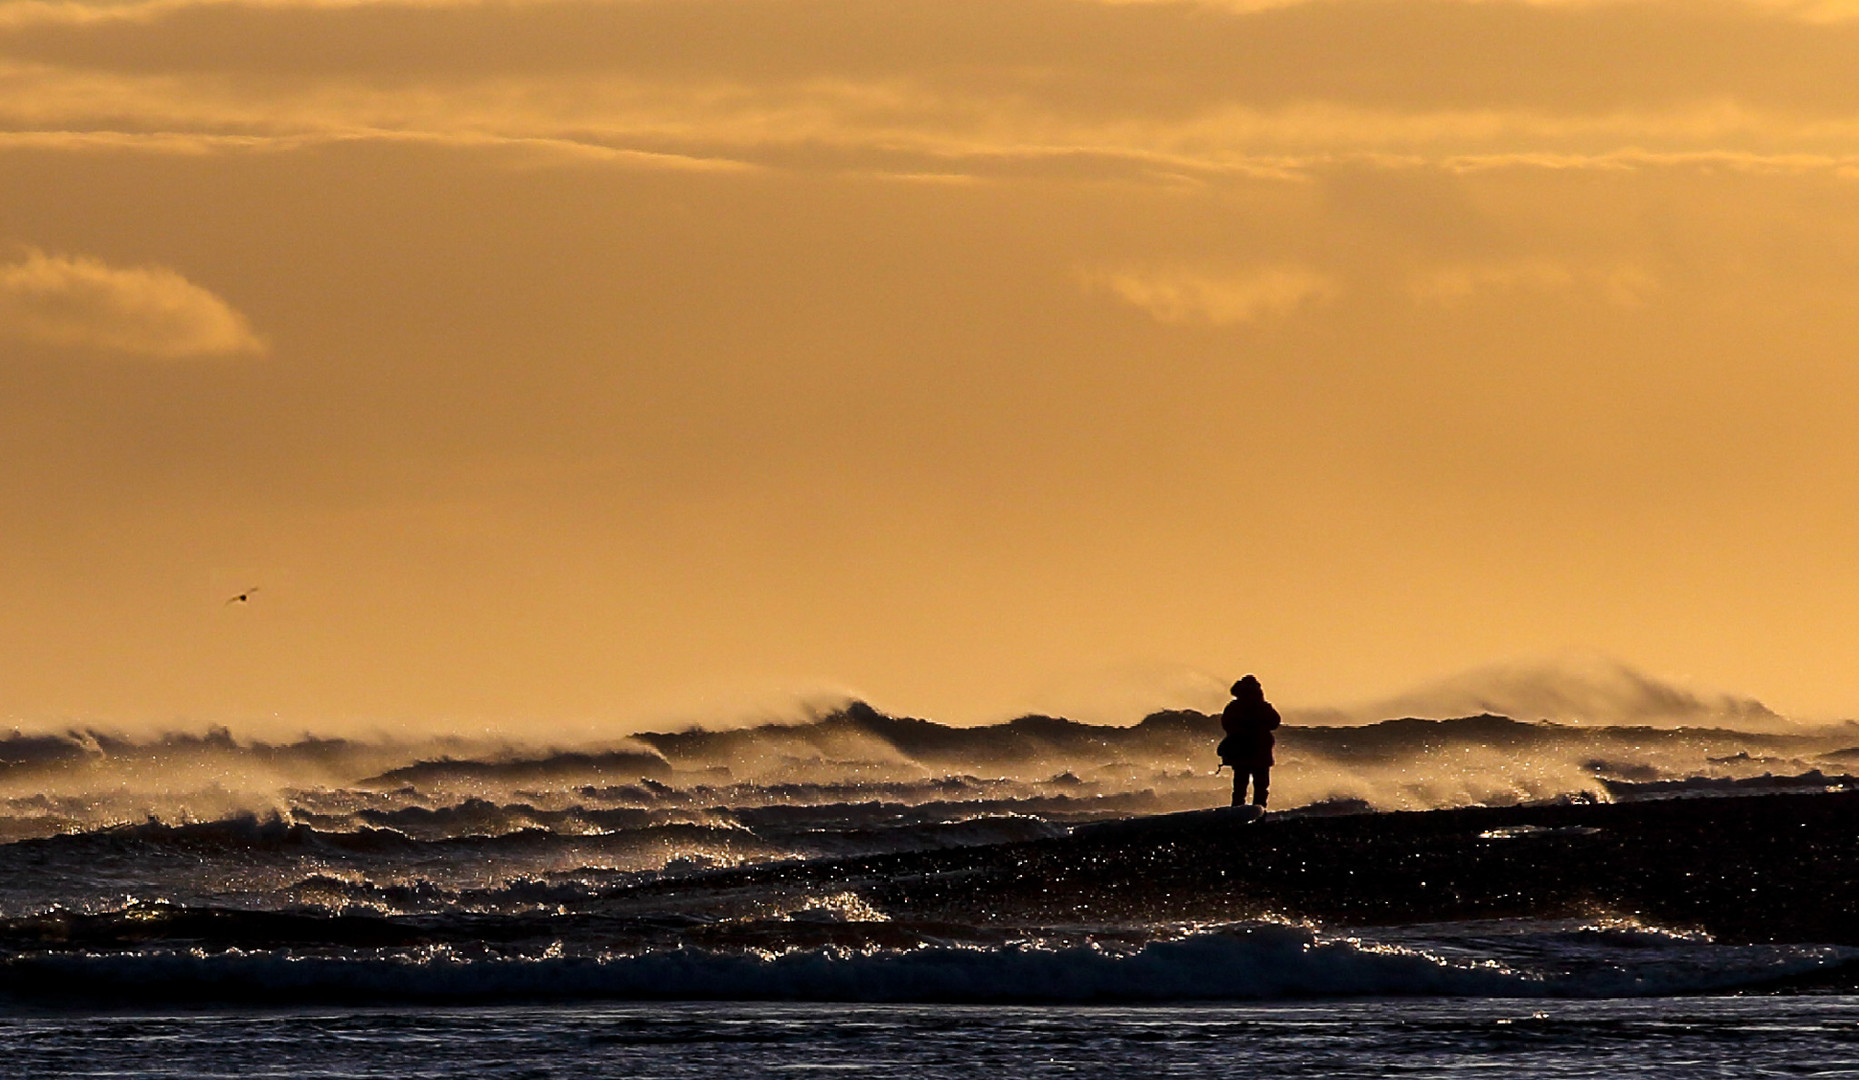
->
[8,998,1859,1079]
[3,707,1858,1074]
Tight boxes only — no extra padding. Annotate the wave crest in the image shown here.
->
[1,922,1845,1005]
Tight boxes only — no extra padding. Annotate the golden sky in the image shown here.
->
[3,0,1858,731]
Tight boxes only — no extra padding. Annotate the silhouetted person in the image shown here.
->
[1219,675,1280,808]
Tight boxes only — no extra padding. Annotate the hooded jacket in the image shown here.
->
[1219,693,1281,769]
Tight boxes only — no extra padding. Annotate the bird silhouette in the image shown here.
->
[225,587,260,605]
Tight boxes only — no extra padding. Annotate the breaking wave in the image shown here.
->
[0,699,1855,844]
[1,921,1847,1006]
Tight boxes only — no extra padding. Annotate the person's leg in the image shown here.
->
[1251,766,1270,808]
[1231,769,1246,807]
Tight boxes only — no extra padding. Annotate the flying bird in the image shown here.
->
[225,587,260,605]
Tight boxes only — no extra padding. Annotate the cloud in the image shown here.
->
[15,0,1859,185]
[2,73,1856,189]
[1408,259,1575,303]
[0,248,265,357]
[1084,265,1337,325]
[1408,259,1659,306]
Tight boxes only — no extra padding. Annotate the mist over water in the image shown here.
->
[1305,657,1784,725]
[0,661,1851,856]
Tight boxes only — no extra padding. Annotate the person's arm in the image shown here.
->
[1264,703,1281,729]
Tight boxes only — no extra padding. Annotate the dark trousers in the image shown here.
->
[1231,765,1270,807]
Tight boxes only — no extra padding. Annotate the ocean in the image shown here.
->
[1,703,1857,1076]
[8,997,1859,1078]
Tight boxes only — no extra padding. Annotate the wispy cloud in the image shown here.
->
[1408,259,1659,306]
[6,0,1859,185]
[5,61,1859,184]
[11,0,1859,194]
[1083,265,1338,325]
[0,248,265,357]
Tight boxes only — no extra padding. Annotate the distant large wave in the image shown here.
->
[1295,656,1792,730]
[0,700,1855,847]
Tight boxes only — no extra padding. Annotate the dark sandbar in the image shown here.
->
[631,789,1859,947]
